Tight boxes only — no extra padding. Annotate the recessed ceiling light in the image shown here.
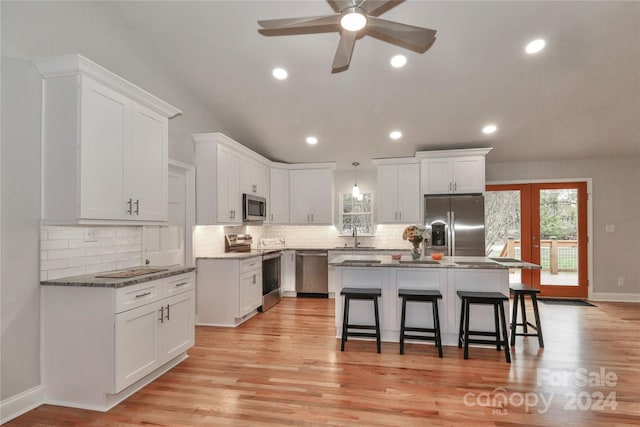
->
[390,131,402,140]
[482,124,498,135]
[272,68,288,80]
[306,136,318,145]
[525,39,546,54]
[390,55,407,68]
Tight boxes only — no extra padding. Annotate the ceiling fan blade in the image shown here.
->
[361,0,405,17]
[258,14,340,30]
[332,30,358,73]
[365,16,436,53]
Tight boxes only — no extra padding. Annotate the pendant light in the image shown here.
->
[351,162,362,200]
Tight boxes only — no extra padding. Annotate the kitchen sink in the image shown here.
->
[399,260,440,265]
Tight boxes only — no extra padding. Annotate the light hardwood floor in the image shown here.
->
[8,297,640,426]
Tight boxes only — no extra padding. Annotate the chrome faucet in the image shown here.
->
[352,227,360,247]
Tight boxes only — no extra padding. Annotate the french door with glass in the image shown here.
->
[485,182,588,298]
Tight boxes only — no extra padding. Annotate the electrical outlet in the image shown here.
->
[84,228,98,242]
[617,277,625,287]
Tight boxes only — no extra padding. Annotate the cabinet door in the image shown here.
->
[452,156,485,193]
[308,169,334,224]
[254,162,270,197]
[269,168,289,224]
[376,164,399,223]
[115,302,162,392]
[239,269,261,317]
[161,291,195,361]
[422,159,453,195]
[80,77,130,220]
[129,103,168,221]
[289,170,311,223]
[397,164,420,223]
[217,145,241,224]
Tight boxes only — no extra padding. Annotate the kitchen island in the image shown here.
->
[329,255,540,347]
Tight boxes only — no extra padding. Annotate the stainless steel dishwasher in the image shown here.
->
[295,250,328,297]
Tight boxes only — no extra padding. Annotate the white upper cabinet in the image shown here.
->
[289,168,334,225]
[34,54,180,224]
[375,162,420,224]
[240,156,270,198]
[269,167,289,224]
[417,148,492,195]
[193,133,271,225]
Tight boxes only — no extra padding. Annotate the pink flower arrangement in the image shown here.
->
[402,224,428,248]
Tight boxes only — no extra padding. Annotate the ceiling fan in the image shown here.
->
[257,0,437,73]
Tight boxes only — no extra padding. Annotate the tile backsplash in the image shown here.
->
[194,223,412,257]
[40,225,142,280]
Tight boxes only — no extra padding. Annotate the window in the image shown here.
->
[339,192,373,235]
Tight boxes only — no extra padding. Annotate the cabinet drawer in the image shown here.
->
[116,280,162,313]
[164,273,195,297]
[240,257,262,273]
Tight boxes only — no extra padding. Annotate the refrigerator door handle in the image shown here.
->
[450,211,455,256]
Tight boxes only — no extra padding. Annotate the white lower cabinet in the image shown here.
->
[196,257,263,326]
[42,272,195,410]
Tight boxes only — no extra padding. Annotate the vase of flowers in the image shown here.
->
[402,224,428,260]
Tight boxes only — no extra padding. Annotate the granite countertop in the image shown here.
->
[41,265,196,288]
[329,255,541,270]
[197,247,412,260]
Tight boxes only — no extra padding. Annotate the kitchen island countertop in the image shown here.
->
[329,255,541,269]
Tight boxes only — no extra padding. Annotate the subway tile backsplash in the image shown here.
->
[40,225,142,280]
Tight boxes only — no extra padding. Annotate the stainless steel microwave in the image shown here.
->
[243,194,266,222]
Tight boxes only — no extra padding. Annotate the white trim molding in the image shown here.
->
[591,292,640,303]
[0,385,45,424]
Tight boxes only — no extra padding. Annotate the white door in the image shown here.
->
[143,166,186,266]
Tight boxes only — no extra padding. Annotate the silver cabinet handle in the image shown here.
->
[174,282,188,287]
[165,304,170,321]
[253,274,256,284]
[134,199,139,215]
[311,213,314,222]
[159,306,164,323]
[135,292,151,299]
[307,214,310,222]
[454,182,457,192]
[399,212,402,220]
[127,198,133,215]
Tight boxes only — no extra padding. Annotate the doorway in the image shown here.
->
[485,182,589,298]
[143,161,195,267]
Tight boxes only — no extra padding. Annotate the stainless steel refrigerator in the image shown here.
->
[424,195,485,256]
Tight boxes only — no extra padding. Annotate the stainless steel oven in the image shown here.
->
[260,251,282,312]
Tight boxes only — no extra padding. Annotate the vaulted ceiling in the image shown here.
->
[111,1,639,168]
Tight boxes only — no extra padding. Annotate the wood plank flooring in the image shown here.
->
[7,297,640,426]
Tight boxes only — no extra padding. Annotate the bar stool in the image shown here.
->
[457,291,511,363]
[398,289,443,357]
[340,287,382,353]
[510,283,544,347]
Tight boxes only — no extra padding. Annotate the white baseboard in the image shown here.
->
[592,292,640,302]
[0,384,45,425]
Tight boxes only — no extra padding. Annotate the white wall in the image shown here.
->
[487,157,640,297]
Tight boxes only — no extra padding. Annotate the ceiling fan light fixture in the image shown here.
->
[340,8,367,32]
